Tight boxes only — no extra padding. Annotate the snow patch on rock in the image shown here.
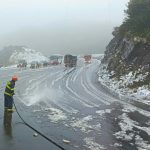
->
[98,60,150,104]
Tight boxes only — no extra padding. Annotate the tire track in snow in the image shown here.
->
[64,70,99,108]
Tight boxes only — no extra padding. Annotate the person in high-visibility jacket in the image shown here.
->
[4,75,18,112]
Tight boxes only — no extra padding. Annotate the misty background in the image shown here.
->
[0,0,129,55]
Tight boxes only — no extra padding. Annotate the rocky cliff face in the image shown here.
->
[102,32,150,89]
[102,33,150,77]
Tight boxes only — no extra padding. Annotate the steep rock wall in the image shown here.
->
[102,35,150,77]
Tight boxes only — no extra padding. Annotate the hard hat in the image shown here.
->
[12,75,18,81]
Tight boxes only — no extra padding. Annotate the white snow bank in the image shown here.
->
[132,86,150,100]
[98,61,150,103]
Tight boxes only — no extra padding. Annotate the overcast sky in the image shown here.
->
[0,0,129,55]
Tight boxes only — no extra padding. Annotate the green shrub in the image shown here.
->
[119,0,150,40]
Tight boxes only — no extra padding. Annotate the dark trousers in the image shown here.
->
[3,110,12,137]
[4,95,13,109]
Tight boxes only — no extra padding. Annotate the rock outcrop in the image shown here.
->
[101,30,150,89]
[102,33,150,77]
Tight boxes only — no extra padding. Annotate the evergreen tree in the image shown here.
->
[120,0,150,40]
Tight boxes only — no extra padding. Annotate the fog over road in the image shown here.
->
[0,59,150,150]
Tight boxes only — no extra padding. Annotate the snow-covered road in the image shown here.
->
[0,59,150,150]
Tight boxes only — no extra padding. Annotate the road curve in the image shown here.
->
[0,60,150,150]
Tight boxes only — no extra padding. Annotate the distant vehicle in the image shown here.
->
[50,60,59,65]
[30,61,39,69]
[42,61,49,67]
[49,55,63,65]
[84,55,92,63]
[17,60,27,68]
[39,61,49,67]
[64,54,77,67]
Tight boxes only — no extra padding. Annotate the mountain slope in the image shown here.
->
[0,46,48,66]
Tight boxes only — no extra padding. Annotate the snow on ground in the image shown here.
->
[70,116,93,133]
[98,58,150,104]
[114,113,137,141]
[84,137,106,150]
[70,115,101,134]
[114,113,150,149]
[46,108,67,123]
[96,109,112,117]
[98,56,150,149]
[31,107,68,123]
[135,135,150,150]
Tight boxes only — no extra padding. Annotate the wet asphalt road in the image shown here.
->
[0,59,150,150]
